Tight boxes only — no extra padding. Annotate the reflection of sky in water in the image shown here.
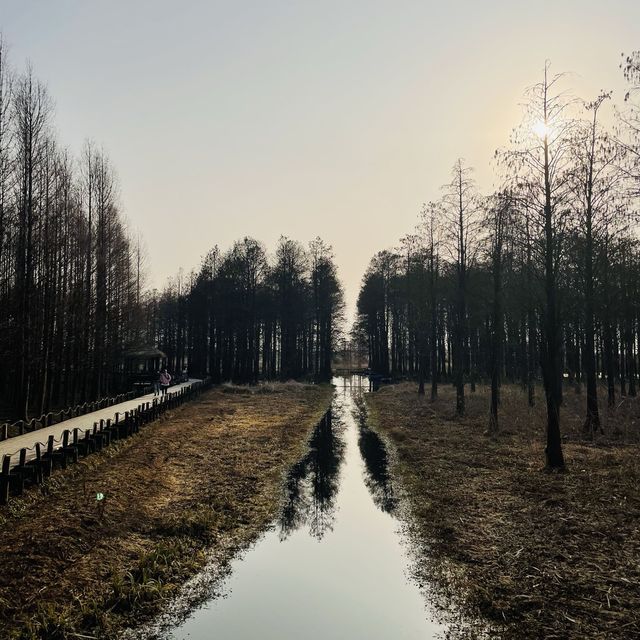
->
[167,376,446,640]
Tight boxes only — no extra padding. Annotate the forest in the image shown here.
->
[0,42,343,423]
[355,57,640,470]
[150,235,344,385]
[1,12,639,640]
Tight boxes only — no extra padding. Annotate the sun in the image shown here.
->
[532,119,551,139]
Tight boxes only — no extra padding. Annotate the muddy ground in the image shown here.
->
[367,382,640,640]
[0,382,332,639]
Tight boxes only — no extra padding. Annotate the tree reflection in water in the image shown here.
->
[279,409,345,540]
[279,383,398,542]
[356,399,398,514]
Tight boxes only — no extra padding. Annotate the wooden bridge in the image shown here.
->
[0,379,209,505]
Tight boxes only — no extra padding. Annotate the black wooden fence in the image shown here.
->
[0,389,155,442]
[0,379,212,505]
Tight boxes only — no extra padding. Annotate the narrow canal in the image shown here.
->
[163,375,447,639]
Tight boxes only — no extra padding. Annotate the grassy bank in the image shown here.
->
[0,382,332,639]
[366,382,640,639]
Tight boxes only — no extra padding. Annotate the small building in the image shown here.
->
[122,345,167,389]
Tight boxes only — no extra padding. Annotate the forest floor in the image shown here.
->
[0,381,332,640]
[366,382,640,640]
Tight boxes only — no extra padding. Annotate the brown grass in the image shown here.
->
[366,382,640,640]
[0,382,332,639]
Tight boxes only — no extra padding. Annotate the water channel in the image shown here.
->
[161,375,447,639]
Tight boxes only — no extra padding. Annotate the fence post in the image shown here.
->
[33,443,43,483]
[99,421,107,449]
[0,455,11,505]
[40,440,52,478]
[60,431,70,468]
[42,435,55,473]
[92,423,102,451]
[104,419,112,446]
[84,429,93,454]
[12,449,28,495]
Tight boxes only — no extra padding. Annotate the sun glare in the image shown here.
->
[532,119,551,139]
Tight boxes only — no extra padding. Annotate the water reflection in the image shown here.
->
[279,380,397,537]
[343,375,397,514]
[279,409,345,540]
[157,375,448,640]
[357,412,398,514]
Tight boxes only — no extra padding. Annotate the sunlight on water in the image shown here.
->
[166,376,446,640]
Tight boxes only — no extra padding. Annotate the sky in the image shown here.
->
[1,0,639,321]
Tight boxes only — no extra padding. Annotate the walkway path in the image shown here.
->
[0,379,200,469]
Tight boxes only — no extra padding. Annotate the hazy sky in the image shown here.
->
[1,0,639,320]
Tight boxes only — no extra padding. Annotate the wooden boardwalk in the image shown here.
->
[0,379,200,471]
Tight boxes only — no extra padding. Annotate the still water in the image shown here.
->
[165,376,446,639]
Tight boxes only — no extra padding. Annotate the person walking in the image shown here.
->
[153,370,161,396]
[159,368,171,395]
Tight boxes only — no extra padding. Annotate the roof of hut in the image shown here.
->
[122,345,167,360]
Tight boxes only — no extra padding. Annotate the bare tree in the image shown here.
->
[570,92,627,435]
[485,192,513,434]
[12,65,52,417]
[0,36,14,360]
[418,202,443,400]
[618,51,640,194]
[442,159,481,416]
[497,62,576,469]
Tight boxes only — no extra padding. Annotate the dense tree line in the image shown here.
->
[0,43,146,421]
[148,236,344,384]
[356,59,640,469]
[0,40,344,422]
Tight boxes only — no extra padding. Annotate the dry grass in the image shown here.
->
[0,382,332,639]
[367,382,640,640]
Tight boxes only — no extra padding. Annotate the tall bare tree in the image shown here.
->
[418,202,443,400]
[570,92,627,435]
[485,192,513,434]
[499,63,577,470]
[442,159,481,416]
[12,66,52,417]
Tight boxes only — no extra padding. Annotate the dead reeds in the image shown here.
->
[367,382,640,639]
[0,383,332,639]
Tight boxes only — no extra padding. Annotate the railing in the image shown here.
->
[0,389,152,442]
[0,378,213,506]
